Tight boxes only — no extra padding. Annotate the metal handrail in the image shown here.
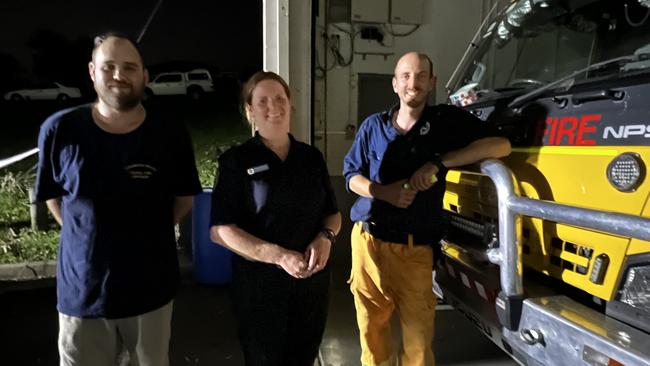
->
[477,159,650,300]
[0,147,39,170]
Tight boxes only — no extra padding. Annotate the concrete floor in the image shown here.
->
[0,177,516,365]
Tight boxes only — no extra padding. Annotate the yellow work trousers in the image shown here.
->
[349,222,437,366]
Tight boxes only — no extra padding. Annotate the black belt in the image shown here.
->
[360,222,434,246]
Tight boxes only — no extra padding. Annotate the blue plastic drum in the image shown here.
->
[192,189,233,284]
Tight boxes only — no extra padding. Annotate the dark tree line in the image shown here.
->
[1,30,94,96]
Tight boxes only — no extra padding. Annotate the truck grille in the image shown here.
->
[549,237,594,275]
[447,213,496,244]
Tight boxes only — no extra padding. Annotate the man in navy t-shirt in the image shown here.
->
[35,32,201,366]
[343,52,511,366]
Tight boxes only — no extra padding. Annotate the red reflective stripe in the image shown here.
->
[445,261,498,302]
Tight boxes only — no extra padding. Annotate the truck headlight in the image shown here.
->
[606,153,645,192]
[619,265,650,312]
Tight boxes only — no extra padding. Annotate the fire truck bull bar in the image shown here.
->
[477,159,650,331]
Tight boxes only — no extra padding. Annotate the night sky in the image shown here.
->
[0,0,262,86]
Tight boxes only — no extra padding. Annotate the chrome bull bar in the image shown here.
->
[472,159,650,330]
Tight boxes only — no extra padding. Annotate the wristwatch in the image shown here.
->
[320,228,337,244]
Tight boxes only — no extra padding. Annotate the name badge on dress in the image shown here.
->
[247,164,270,176]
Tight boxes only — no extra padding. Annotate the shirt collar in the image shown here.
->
[380,104,400,124]
[252,131,296,159]
[252,131,295,144]
[382,103,431,137]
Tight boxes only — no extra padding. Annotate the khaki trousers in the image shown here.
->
[58,301,173,366]
[349,223,436,366]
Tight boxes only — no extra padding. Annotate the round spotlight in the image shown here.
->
[607,153,645,192]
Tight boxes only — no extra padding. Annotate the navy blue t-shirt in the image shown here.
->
[343,104,497,240]
[35,104,201,318]
[210,133,338,253]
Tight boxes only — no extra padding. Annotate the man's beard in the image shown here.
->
[405,98,425,108]
[404,92,426,108]
[97,82,145,111]
[403,89,427,108]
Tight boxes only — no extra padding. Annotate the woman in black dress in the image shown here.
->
[209,71,341,366]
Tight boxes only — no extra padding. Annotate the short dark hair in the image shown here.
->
[91,31,144,64]
[241,71,291,124]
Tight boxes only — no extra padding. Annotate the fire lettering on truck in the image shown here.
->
[544,114,600,146]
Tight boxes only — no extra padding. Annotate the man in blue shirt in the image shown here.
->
[343,52,511,366]
[35,32,201,366]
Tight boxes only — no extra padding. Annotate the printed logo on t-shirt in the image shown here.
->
[125,164,157,179]
[420,121,430,136]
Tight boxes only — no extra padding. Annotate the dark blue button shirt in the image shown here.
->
[35,104,201,318]
[211,133,338,252]
[343,104,496,240]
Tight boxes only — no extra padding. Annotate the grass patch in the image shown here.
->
[0,170,33,224]
[0,228,60,264]
[0,169,60,264]
[189,108,250,187]
[0,170,61,264]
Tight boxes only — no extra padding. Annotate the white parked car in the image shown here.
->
[3,82,82,101]
[146,69,214,99]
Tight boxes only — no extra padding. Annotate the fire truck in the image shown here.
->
[438,0,650,364]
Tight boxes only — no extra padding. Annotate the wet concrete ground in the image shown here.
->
[0,178,516,366]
